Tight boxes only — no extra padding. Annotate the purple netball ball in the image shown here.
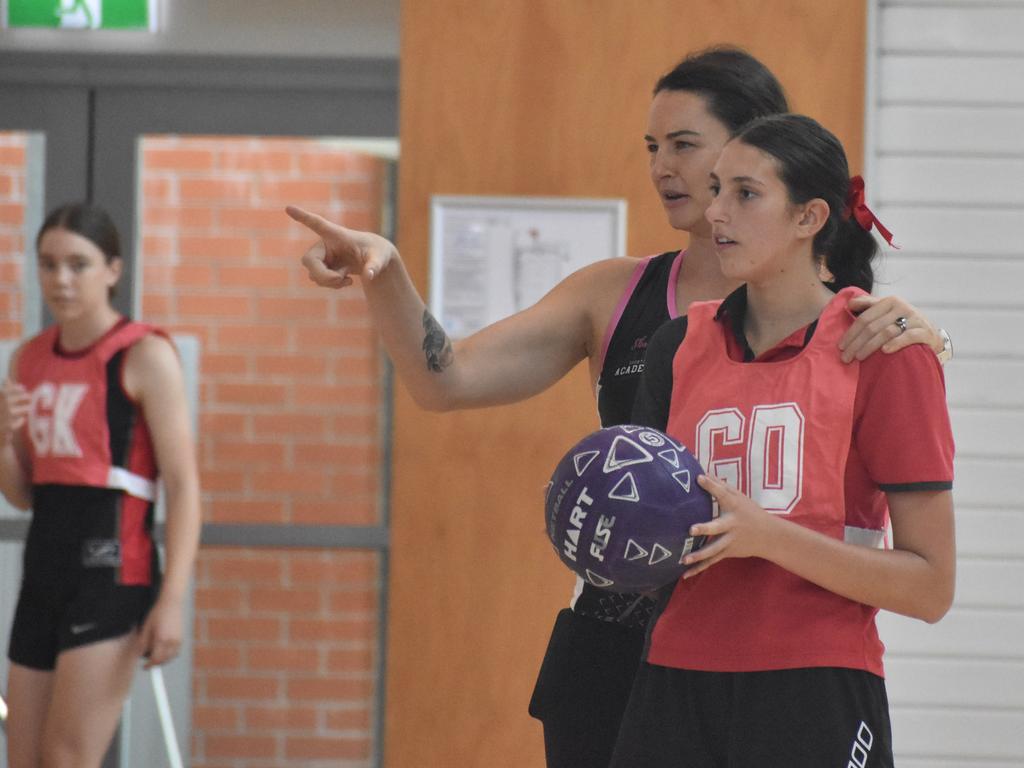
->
[544,424,714,593]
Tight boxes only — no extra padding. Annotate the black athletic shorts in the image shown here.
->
[529,609,647,768]
[610,662,893,768]
[7,487,159,671]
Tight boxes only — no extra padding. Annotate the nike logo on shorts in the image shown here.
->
[70,623,97,635]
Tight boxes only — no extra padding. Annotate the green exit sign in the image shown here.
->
[5,0,156,30]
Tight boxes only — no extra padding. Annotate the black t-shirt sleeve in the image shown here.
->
[630,316,688,431]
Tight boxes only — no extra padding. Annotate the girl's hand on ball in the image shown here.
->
[684,474,775,577]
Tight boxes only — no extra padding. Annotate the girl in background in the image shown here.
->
[1,203,201,768]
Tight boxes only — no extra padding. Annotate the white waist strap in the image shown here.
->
[844,525,888,549]
[106,467,156,501]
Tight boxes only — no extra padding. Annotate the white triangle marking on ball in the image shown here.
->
[619,425,643,434]
[608,472,640,503]
[625,539,649,561]
[672,469,692,493]
[658,449,680,468]
[604,435,654,473]
[573,450,600,477]
[586,570,614,588]
[649,543,673,565]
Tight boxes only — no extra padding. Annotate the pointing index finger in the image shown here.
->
[285,205,334,237]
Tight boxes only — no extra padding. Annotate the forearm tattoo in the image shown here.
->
[422,310,454,373]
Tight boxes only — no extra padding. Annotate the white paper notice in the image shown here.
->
[431,196,626,338]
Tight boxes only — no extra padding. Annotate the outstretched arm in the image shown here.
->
[125,335,202,668]
[287,206,631,411]
[840,294,946,363]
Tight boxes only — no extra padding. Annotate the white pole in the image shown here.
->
[149,667,184,768]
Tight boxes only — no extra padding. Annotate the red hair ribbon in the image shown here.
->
[844,175,899,248]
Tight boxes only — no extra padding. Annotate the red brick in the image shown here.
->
[293,499,377,526]
[285,675,373,701]
[216,205,291,231]
[328,589,378,615]
[251,471,327,495]
[336,208,379,232]
[204,734,276,759]
[254,236,314,260]
[249,587,321,615]
[173,264,216,286]
[289,555,377,584]
[324,707,371,731]
[252,413,327,437]
[258,179,333,204]
[207,499,285,524]
[328,410,380,436]
[201,412,248,434]
[285,735,370,760]
[215,381,286,407]
[297,153,376,176]
[290,618,376,644]
[325,647,374,673]
[191,704,240,731]
[192,645,243,672]
[144,205,214,229]
[0,146,26,165]
[207,617,283,644]
[194,586,246,613]
[178,234,252,260]
[219,264,293,289]
[178,294,251,318]
[179,178,252,203]
[0,203,24,225]
[141,177,172,200]
[144,147,216,171]
[294,383,379,409]
[0,321,22,340]
[293,442,376,466]
[218,150,294,174]
[205,553,284,583]
[199,352,248,376]
[255,296,330,320]
[216,324,290,350]
[211,439,285,466]
[245,705,318,730]
[254,353,327,377]
[247,645,321,672]
[199,469,247,493]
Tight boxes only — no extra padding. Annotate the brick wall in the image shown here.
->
[0,133,27,340]
[138,136,387,767]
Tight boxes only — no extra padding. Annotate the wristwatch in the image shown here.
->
[936,328,953,365]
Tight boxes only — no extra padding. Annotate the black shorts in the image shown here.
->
[610,663,893,768]
[529,609,647,768]
[7,487,159,671]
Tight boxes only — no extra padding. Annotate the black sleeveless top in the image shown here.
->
[575,249,683,628]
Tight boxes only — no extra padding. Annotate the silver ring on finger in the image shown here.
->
[894,316,909,335]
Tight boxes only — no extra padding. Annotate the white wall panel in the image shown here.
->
[955,508,1024,559]
[951,409,1024,457]
[878,106,1024,156]
[872,208,1023,255]
[879,56,1024,104]
[870,1,1024,762]
[875,256,1024,307]
[880,608,1024,658]
[887,657,1024,708]
[877,156,1024,205]
[882,7,1024,53]
[889,709,1024,760]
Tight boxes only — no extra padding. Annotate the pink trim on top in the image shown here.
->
[598,256,656,373]
[666,249,685,318]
